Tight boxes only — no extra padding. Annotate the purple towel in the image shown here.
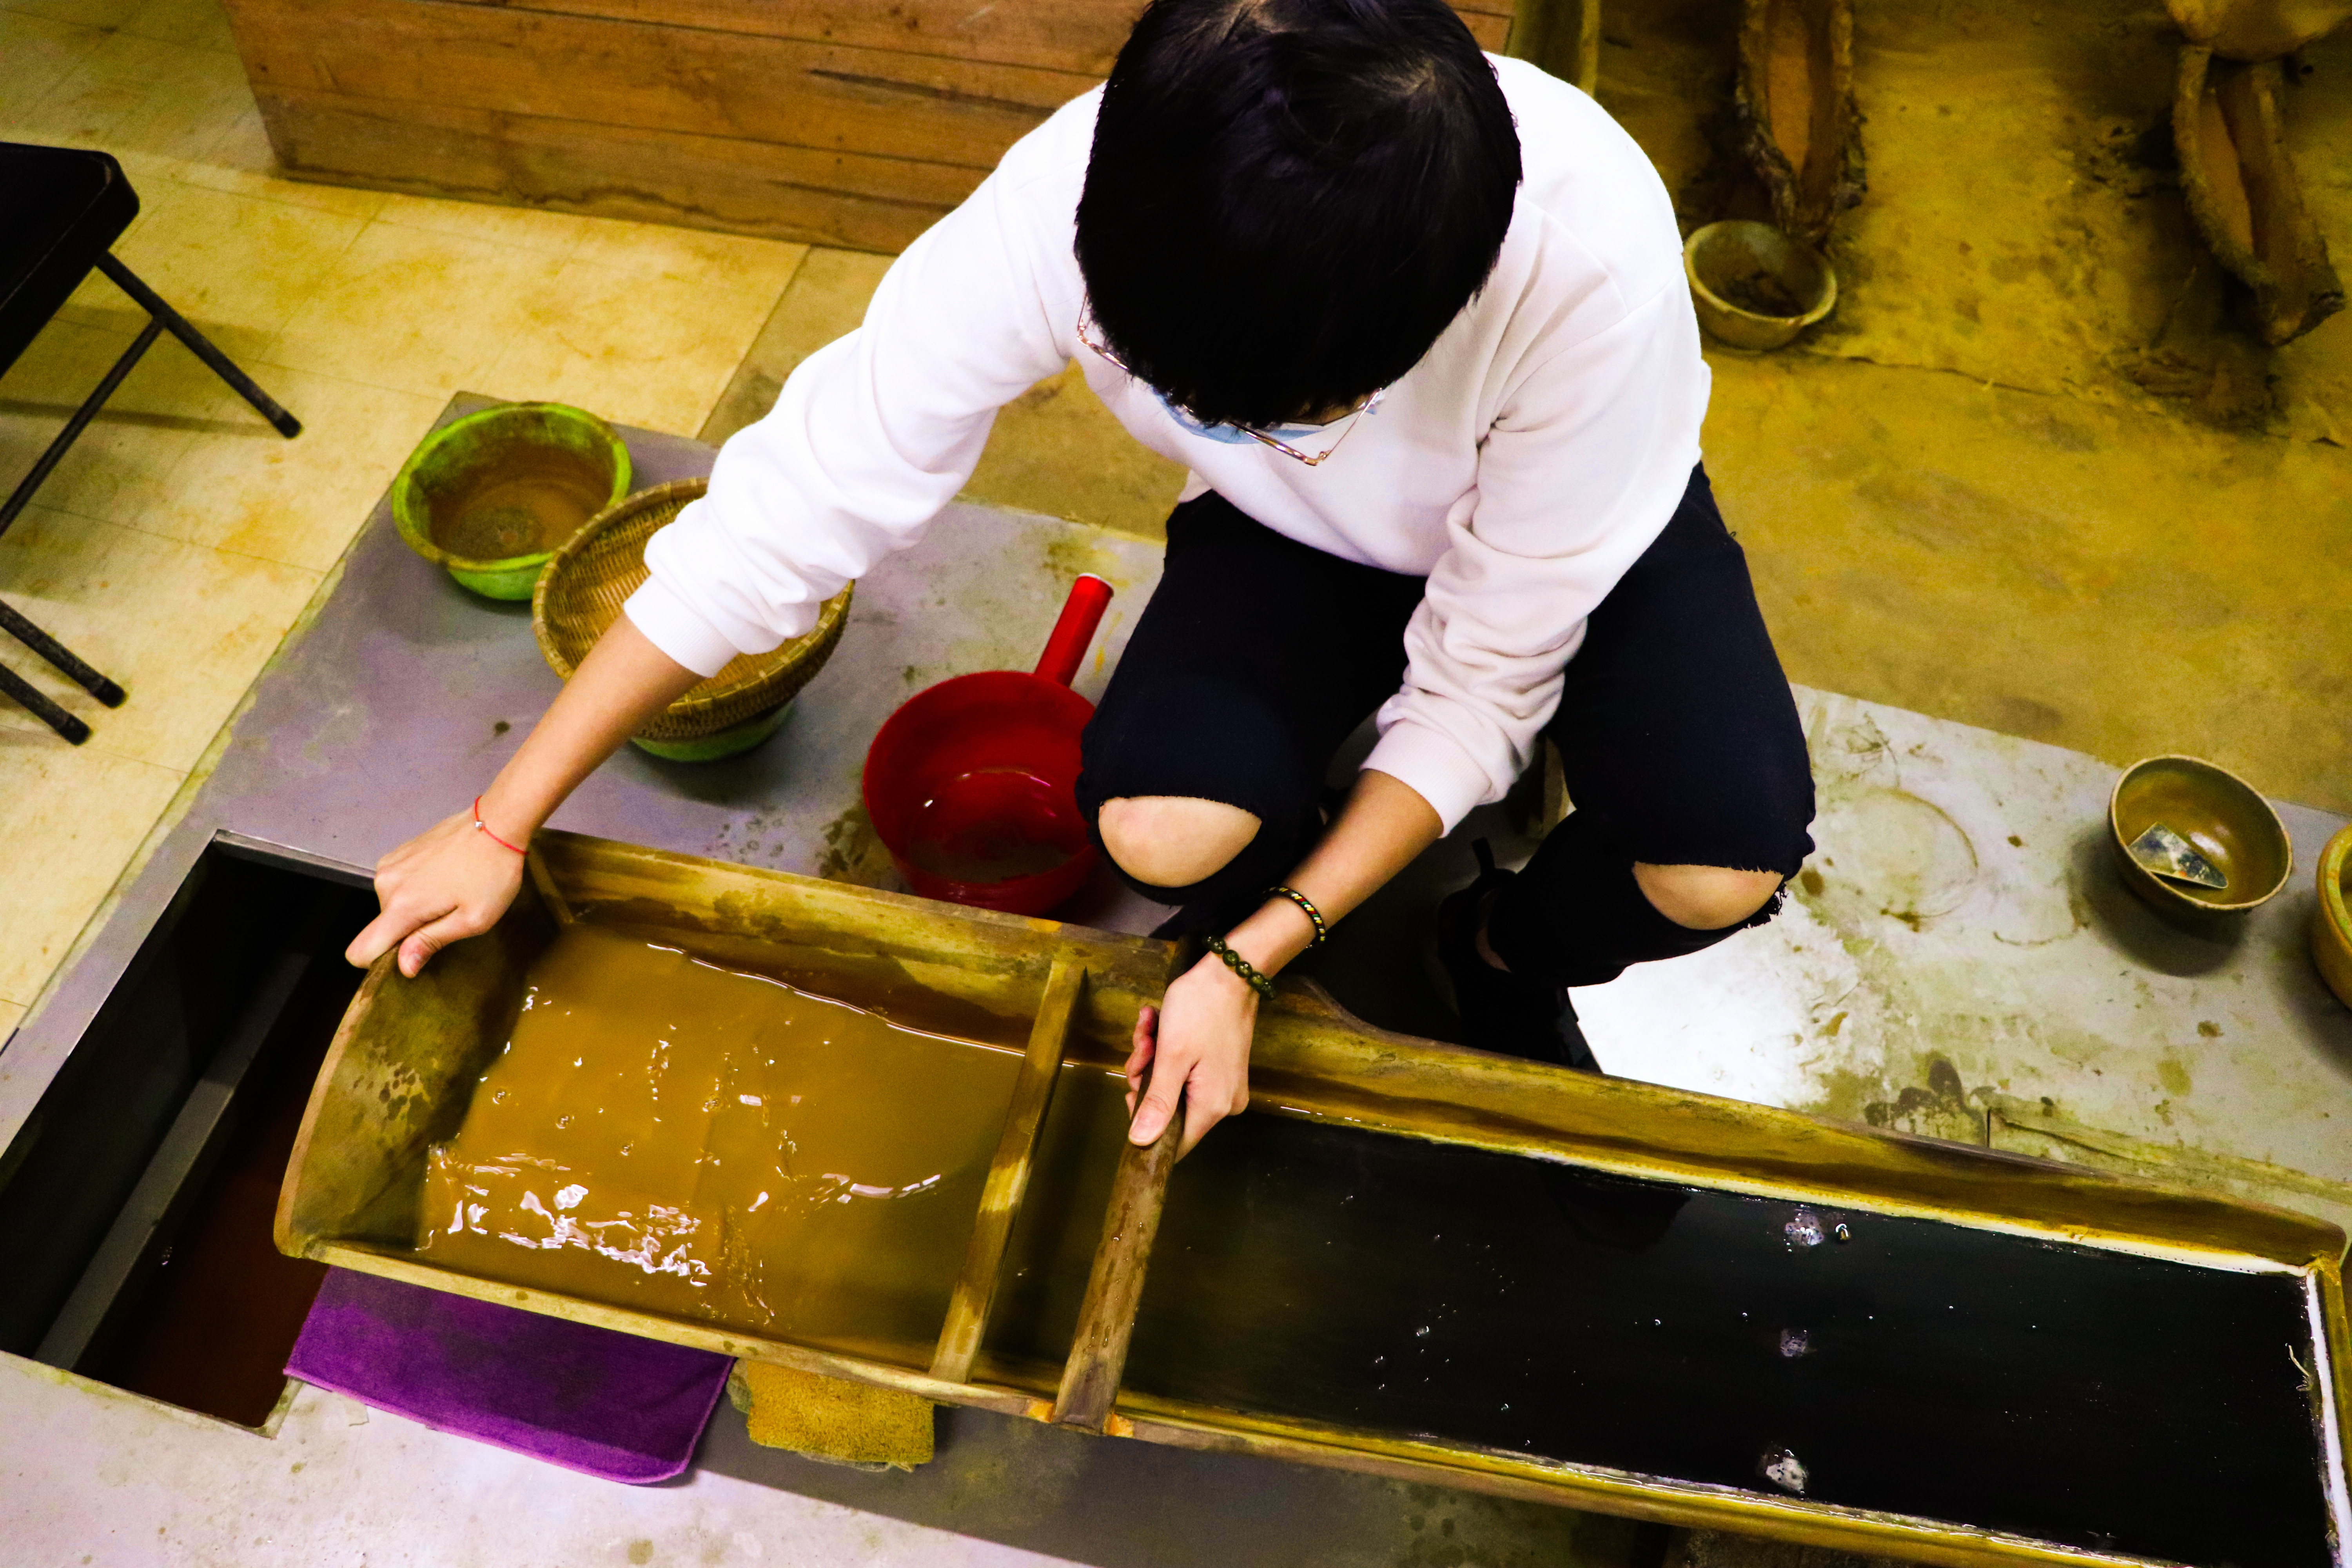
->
[287,1269,731,1484]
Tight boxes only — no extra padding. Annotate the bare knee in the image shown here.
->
[1633,862,1783,931]
[1098,796,1261,890]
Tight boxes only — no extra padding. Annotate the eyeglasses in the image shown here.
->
[1076,307,1385,468]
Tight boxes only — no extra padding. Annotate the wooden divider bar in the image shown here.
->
[929,957,1086,1383]
[524,845,576,928]
[1051,1073,1181,1432]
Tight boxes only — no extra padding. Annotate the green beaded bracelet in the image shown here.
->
[1203,934,1276,1000]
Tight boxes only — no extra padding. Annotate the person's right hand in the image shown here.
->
[344,810,526,977]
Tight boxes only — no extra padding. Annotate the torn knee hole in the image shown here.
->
[1099,796,1261,890]
[1634,863,1785,931]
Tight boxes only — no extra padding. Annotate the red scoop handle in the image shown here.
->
[1034,574,1114,688]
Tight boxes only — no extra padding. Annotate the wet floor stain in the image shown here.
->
[1601,692,2343,1176]
[815,803,902,892]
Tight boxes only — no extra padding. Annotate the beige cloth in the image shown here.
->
[730,1361,935,1470]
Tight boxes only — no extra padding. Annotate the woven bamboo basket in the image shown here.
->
[532,479,852,759]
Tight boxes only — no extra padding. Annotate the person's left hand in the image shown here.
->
[1125,955,1257,1158]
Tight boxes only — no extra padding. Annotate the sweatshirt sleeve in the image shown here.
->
[622,141,1080,677]
[1361,282,1709,830]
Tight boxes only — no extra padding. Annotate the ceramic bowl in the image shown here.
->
[1684,220,1838,351]
[2108,755,2292,917]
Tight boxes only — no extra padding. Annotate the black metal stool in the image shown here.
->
[0,141,303,745]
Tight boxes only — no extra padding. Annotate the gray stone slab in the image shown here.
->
[1577,690,2352,1192]
[0,400,1169,1137]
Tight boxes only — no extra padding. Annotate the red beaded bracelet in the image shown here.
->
[473,795,527,856]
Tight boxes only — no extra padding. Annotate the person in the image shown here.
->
[346,0,1815,1163]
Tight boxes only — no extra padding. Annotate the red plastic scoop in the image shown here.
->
[862,574,1114,915]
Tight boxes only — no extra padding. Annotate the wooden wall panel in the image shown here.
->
[434,0,1512,73]
[254,88,969,251]
[223,0,1521,253]
[230,0,1082,171]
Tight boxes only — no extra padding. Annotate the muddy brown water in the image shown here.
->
[417,925,1023,1362]
[425,448,612,561]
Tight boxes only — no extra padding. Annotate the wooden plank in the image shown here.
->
[524,844,575,927]
[1245,998,2347,1270]
[1116,1398,2123,1568]
[1458,8,1514,49]
[255,87,967,252]
[445,0,1149,76]
[223,0,1508,252]
[2320,1260,2352,1534]
[1051,1068,1181,1432]
[429,0,1512,74]
[534,829,1171,1014]
[227,0,1084,173]
[930,957,1085,1382]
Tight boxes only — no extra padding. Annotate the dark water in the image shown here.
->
[89,952,360,1425]
[990,1072,2335,1566]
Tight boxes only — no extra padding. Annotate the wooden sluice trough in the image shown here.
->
[281,832,2352,1566]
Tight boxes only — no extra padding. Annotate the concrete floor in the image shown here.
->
[704,0,2352,817]
[7,0,2346,1027]
[0,0,805,1025]
[5,0,2352,1563]
[2,1363,1658,1568]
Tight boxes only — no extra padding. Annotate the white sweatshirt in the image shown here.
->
[624,55,1708,833]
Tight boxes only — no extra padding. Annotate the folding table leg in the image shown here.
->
[0,600,125,706]
[0,661,92,745]
[95,254,301,438]
[1,254,302,540]
[0,318,163,538]
[0,249,288,743]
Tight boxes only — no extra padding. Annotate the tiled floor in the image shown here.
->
[0,0,808,1017]
[8,0,2349,1033]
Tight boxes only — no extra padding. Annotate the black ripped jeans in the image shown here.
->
[1074,466,1817,987]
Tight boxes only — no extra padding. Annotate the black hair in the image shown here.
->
[1074,0,1522,431]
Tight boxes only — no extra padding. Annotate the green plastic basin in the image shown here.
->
[393,403,631,599]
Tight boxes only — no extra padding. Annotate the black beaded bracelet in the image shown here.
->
[1203,934,1277,1000]
[1267,884,1328,945]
